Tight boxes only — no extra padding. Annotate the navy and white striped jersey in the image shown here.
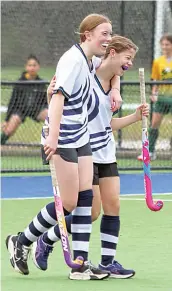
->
[88,75,116,163]
[42,44,96,148]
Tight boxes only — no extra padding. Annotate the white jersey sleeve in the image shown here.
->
[91,56,102,74]
[53,53,82,100]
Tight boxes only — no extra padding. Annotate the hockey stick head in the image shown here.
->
[152,200,164,211]
[145,195,164,211]
[67,256,84,269]
[143,142,164,212]
[144,172,164,211]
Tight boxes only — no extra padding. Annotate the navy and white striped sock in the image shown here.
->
[100,215,120,266]
[72,190,93,261]
[43,215,72,245]
[18,202,57,246]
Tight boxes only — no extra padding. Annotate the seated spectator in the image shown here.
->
[1,55,48,145]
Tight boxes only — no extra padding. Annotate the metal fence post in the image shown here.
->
[117,0,125,149]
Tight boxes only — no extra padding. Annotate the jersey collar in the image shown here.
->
[75,44,93,72]
[94,74,111,95]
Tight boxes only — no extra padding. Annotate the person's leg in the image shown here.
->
[70,153,93,263]
[32,148,109,280]
[149,111,163,154]
[32,167,101,271]
[1,114,22,144]
[36,108,48,122]
[92,185,101,221]
[99,164,120,267]
[98,163,135,278]
[53,153,79,212]
[69,152,109,280]
[5,201,58,275]
[6,151,79,275]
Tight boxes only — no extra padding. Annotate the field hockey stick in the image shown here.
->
[43,125,84,268]
[139,68,163,211]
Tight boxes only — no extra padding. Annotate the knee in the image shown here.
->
[114,199,120,214]
[63,198,78,213]
[92,194,101,222]
[5,117,21,135]
[4,125,14,136]
[103,197,120,216]
[79,180,92,192]
[151,122,159,129]
[151,116,161,129]
[37,109,48,121]
[2,127,8,135]
[111,197,120,214]
[92,208,101,222]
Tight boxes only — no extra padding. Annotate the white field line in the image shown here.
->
[120,198,172,202]
[121,193,172,202]
[1,196,53,201]
[121,193,172,196]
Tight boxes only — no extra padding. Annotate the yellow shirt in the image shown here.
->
[151,55,172,95]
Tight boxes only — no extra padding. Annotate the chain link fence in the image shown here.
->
[1,1,172,172]
[1,81,172,172]
[2,1,156,70]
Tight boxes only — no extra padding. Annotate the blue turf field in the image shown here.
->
[1,173,172,199]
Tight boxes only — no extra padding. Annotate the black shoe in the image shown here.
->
[69,261,110,280]
[5,234,30,275]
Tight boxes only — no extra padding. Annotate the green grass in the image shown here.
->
[1,67,151,81]
[1,67,55,81]
[1,156,48,171]
[1,196,172,291]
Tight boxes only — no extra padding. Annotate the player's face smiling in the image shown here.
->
[90,23,112,56]
[111,48,136,76]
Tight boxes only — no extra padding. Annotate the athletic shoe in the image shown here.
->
[99,260,135,279]
[137,152,157,161]
[5,234,30,275]
[32,235,53,270]
[69,261,110,280]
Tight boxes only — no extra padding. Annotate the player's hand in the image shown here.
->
[150,94,158,103]
[135,103,149,121]
[44,136,57,160]
[110,88,123,112]
[47,76,56,101]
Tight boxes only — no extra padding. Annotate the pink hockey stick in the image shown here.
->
[139,68,163,211]
[43,125,84,268]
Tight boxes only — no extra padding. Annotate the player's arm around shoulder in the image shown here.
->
[110,75,122,112]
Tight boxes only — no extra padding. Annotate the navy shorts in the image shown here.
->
[93,162,119,185]
[41,142,92,164]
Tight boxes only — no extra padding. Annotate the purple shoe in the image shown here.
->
[32,235,53,270]
[99,260,135,279]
